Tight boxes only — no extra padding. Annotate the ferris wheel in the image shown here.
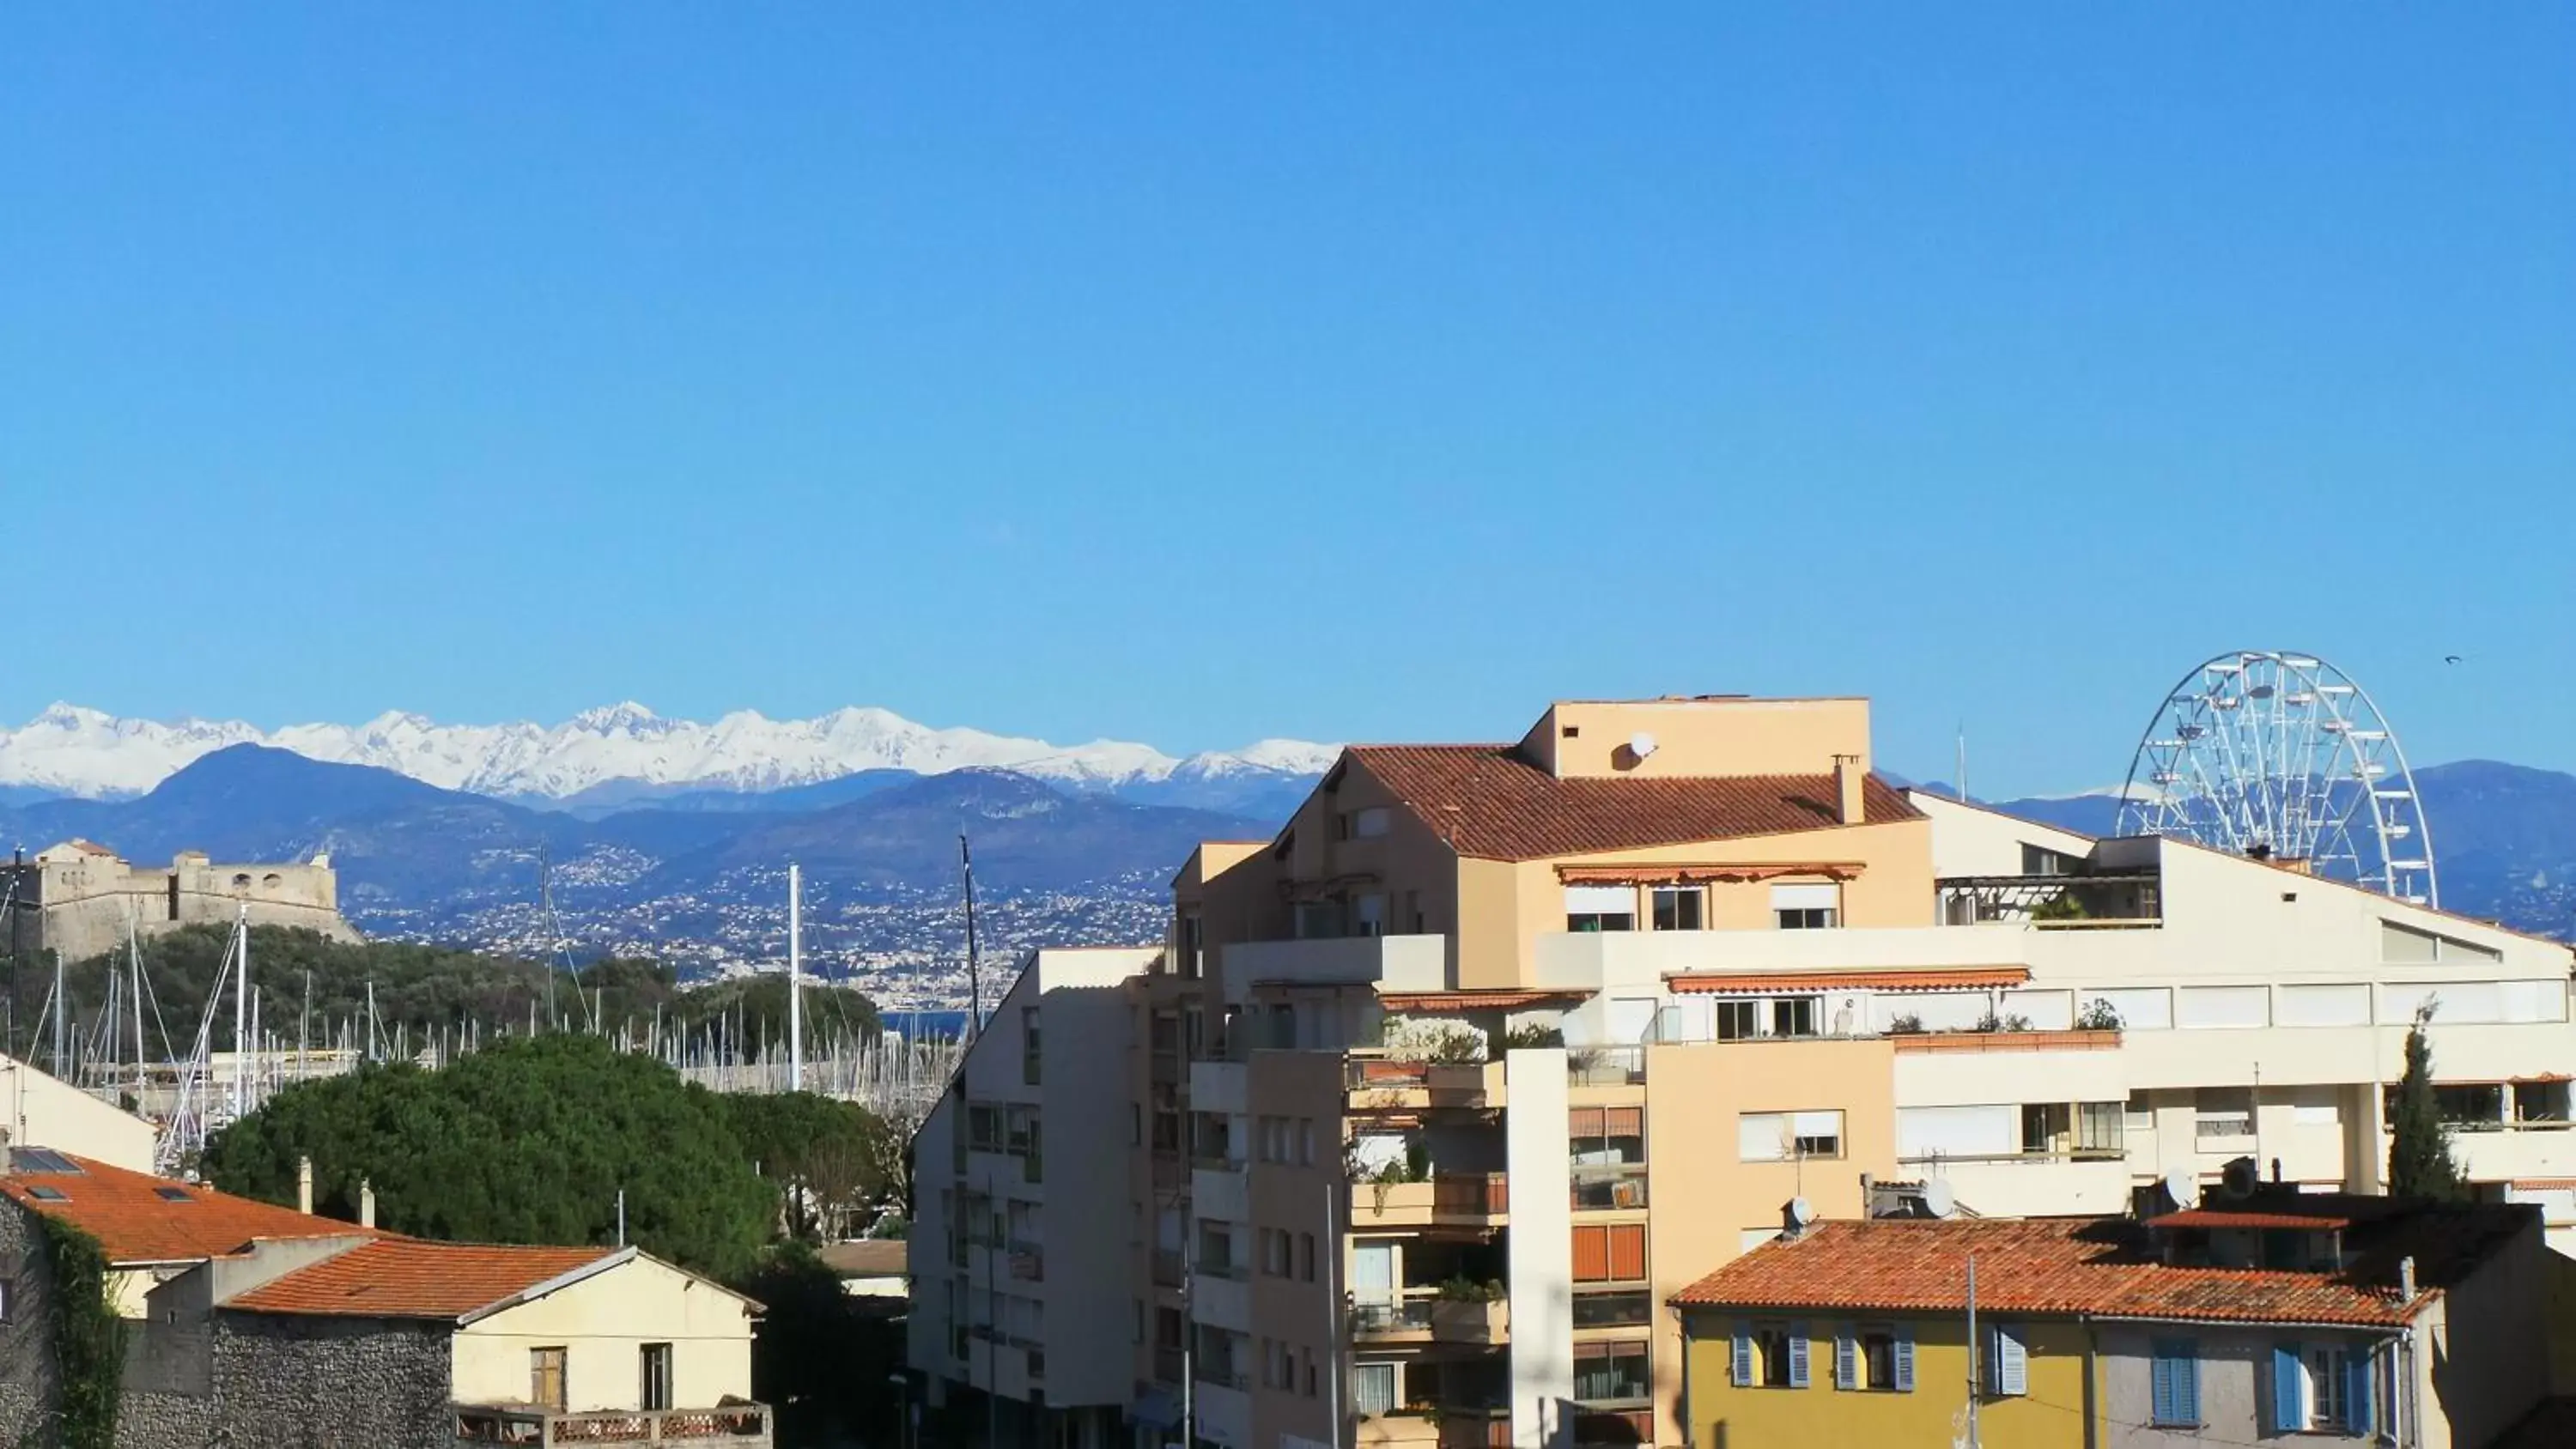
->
[2115,651,2438,906]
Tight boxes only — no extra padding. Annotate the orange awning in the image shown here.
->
[1667,967,2029,995]
[1557,863,1866,885]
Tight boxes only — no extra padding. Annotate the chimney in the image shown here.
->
[296,1156,313,1216]
[1833,755,1865,826]
[2399,1256,2417,1300]
[358,1178,376,1230]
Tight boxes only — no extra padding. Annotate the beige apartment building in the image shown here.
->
[906,694,2576,1449]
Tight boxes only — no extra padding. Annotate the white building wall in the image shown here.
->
[1504,1048,1572,1449]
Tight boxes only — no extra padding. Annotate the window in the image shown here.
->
[1835,1325,1913,1392]
[1715,1001,1759,1041]
[1983,1325,2027,1397]
[531,1348,568,1413]
[1022,1008,1041,1085]
[1772,883,1841,930]
[2194,1088,2254,1142]
[1571,1290,1652,1328]
[2020,843,2070,876]
[2020,1103,2069,1155]
[1565,884,1636,933]
[1650,887,1704,931]
[1740,1111,1843,1161]
[2518,1081,2571,1123]
[1571,1223,1647,1282]
[2274,1343,2372,1435]
[640,1343,673,1412]
[1299,1119,1316,1165]
[2150,1338,2201,1428]
[1730,1322,1807,1389]
[1352,1363,1398,1417]
[1298,1232,1315,1282]
[1574,1340,1651,1404]
[2075,1101,2124,1155]
[1129,1104,1141,1146]
[1771,997,1819,1038]
[1352,893,1387,937]
[1353,807,1391,839]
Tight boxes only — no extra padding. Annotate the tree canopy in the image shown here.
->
[204,1034,798,1276]
[2387,1003,2466,1202]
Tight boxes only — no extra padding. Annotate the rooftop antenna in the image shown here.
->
[1956,724,1968,803]
[960,836,983,1040]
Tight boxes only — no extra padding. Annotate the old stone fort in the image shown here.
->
[0,840,358,962]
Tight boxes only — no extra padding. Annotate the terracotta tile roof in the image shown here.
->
[1345,747,1923,861]
[2148,1210,2355,1231]
[1668,968,2028,995]
[0,1153,375,1265]
[1669,1207,2534,1328]
[1377,990,1592,1011]
[226,1238,623,1320]
[816,1240,910,1278]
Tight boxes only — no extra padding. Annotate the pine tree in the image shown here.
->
[2387,1003,2466,1202]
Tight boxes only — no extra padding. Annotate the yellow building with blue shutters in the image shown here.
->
[1671,1199,2555,1449]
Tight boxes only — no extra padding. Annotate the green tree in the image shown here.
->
[2387,1003,2466,1202]
[203,1034,778,1276]
[722,1091,899,1240]
[732,1241,907,1449]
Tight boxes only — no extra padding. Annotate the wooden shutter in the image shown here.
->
[2345,1349,2374,1437]
[1787,1323,1810,1388]
[1603,1106,1643,1137]
[1731,1325,1753,1387]
[1834,1329,1856,1391]
[1570,1107,1607,1139]
[1990,1325,2026,1397]
[2270,1343,2304,1434]
[1607,1223,1647,1281]
[1571,1225,1609,1282]
[2150,1346,2178,1427]
[1893,1328,1915,1392]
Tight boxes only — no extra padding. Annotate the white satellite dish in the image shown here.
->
[1629,731,1658,761]
[1787,1195,1816,1228]
[1922,1179,1957,1220]
[2161,1167,2196,1212]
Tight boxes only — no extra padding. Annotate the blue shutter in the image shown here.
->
[1730,1325,1752,1388]
[1893,1328,1916,1392]
[1788,1322,1810,1388]
[1834,1328,1856,1391]
[2177,1345,2201,1427]
[2346,1348,2376,1437]
[2271,1343,2305,1434]
[2150,1347,2177,1427]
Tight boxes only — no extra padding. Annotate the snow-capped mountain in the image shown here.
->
[0,702,1340,803]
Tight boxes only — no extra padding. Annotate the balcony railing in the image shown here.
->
[1350,1173,1510,1228]
[1349,1290,1510,1344]
[1569,1165,1649,1211]
[455,1404,771,1446]
[1567,1048,1644,1087]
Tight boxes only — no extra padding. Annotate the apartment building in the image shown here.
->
[1673,1190,2554,1449]
[908,693,2576,1449]
[909,947,1163,1449]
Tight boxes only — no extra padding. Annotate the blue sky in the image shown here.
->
[3,7,2569,795]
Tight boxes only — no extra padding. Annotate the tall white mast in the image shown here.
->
[787,862,804,1093]
[231,905,250,1117]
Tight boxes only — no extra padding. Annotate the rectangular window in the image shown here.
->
[2194,1088,2255,1142]
[2150,1338,2201,1427]
[2277,1343,2367,1434]
[2075,1100,2125,1155]
[1715,1000,1759,1040]
[1571,1223,1647,1282]
[1352,1363,1397,1417]
[531,1347,568,1413]
[1564,884,1636,933]
[1573,1339,1651,1403]
[1352,893,1387,937]
[1771,882,1841,930]
[1571,1290,1652,1328]
[1298,1232,1315,1282]
[1776,906,1838,930]
[1741,1111,1843,1161]
[1751,1323,1800,1389]
[1650,886,1704,931]
[1022,1008,1041,1085]
[640,1343,673,1412]
[1771,997,1819,1038]
[1984,1325,2027,1397]
[1352,806,1391,839]
[1299,1119,1316,1165]
[1839,1325,1905,1391]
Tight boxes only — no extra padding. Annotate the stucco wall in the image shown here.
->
[454,1255,755,1413]
[1681,1312,2087,1449]
[2094,1323,2391,1449]
[0,1054,158,1173]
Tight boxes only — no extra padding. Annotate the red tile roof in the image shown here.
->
[2148,1210,2356,1232]
[1377,990,1592,1011]
[0,1154,375,1265]
[1669,1210,2530,1328]
[226,1239,623,1320]
[1344,747,1922,861]
[1668,968,2029,995]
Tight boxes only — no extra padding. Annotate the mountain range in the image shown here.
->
[0,702,1338,814]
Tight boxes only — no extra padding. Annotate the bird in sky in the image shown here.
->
[2444,654,2465,664]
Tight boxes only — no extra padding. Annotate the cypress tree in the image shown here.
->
[2387,1003,2466,1202]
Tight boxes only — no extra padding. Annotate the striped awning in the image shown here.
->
[1667,967,2029,995]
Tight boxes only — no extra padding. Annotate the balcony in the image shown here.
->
[1219,934,1447,993]
[1152,1346,1187,1386]
[1568,1047,1644,1088]
[1151,1249,1184,1288]
[1358,1406,1512,1449]
[454,1404,771,1446]
[1569,1165,1649,1212]
[1350,1173,1510,1230]
[1349,1289,1510,1346]
[1346,1055,1507,1111]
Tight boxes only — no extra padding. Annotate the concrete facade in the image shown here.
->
[0,1052,157,1173]
[3,841,356,965]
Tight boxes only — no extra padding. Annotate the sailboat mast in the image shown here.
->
[232,906,251,1115]
[788,862,804,1093]
[960,835,982,1039]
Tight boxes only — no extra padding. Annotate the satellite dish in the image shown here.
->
[1922,1179,1957,1220]
[1787,1196,1816,1228]
[1629,731,1659,761]
[2161,1167,2196,1212]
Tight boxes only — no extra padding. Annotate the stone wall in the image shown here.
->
[3,850,357,964]
[117,1313,453,1449]
[0,1200,60,1445]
